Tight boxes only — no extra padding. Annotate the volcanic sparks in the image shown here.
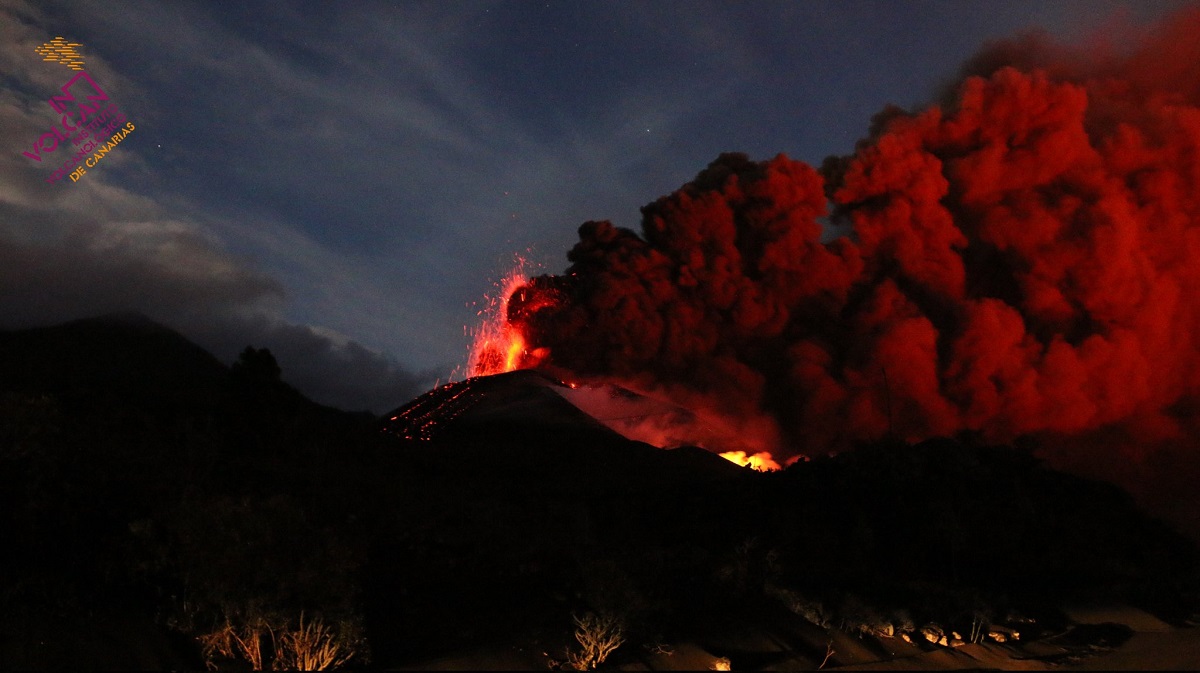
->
[465,261,546,377]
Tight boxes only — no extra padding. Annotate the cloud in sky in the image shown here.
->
[0,1,276,325]
[0,0,431,412]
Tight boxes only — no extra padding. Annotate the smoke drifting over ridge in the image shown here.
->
[508,10,1200,466]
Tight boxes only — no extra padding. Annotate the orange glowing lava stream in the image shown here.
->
[718,450,782,471]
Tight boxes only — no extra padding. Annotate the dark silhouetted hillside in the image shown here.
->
[1,317,1197,669]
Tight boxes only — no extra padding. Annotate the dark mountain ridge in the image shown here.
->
[0,312,227,409]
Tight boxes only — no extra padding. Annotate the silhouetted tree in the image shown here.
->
[231,346,282,385]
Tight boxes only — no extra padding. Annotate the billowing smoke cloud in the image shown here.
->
[511,9,1200,473]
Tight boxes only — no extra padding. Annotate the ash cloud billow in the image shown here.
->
[507,9,1200,485]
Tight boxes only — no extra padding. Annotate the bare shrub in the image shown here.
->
[643,642,674,656]
[197,619,267,671]
[198,613,354,671]
[273,613,354,671]
[566,611,625,670]
[231,621,267,671]
[969,610,988,644]
[819,640,836,669]
[197,623,236,671]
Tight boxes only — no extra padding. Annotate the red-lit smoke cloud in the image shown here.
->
[510,11,1200,466]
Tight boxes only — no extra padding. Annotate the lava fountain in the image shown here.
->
[465,260,551,377]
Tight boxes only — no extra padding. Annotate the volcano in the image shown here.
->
[379,368,748,493]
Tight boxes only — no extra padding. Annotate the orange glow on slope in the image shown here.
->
[719,450,782,471]
[466,261,544,377]
[503,331,526,372]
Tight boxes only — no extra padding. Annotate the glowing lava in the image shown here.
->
[718,450,782,472]
[466,261,544,377]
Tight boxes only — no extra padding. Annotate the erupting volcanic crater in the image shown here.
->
[425,14,1200,538]
[447,260,790,469]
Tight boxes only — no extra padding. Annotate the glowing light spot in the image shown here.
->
[718,450,781,471]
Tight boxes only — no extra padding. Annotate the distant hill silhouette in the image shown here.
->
[0,312,227,409]
[0,312,364,419]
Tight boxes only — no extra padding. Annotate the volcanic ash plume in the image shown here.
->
[504,11,1200,467]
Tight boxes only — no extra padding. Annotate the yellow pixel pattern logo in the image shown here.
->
[35,37,85,71]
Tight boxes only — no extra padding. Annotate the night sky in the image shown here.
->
[1,0,1193,412]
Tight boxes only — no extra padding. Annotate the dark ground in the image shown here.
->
[2,314,1197,669]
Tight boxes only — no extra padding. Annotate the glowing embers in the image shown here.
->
[466,262,542,377]
[718,450,782,471]
[382,379,482,441]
